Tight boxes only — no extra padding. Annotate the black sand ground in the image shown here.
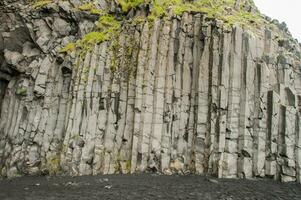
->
[0,174,300,200]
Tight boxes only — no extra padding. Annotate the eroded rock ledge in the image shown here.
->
[1,0,301,183]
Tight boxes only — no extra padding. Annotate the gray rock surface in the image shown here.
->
[1,0,301,183]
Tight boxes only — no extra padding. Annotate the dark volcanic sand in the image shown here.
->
[0,174,300,200]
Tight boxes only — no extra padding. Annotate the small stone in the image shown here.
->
[163,169,172,175]
[104,185,112,189]
[208,179,219,184]
[65,181,79,186]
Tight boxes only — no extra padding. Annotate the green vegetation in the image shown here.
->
[78,3,103,15]
[59,0,262,77]
[31,0,53,8]
[61,14,121,56]
[62,0,262,55]
[147,0,185,21]
[126,160,131,172]
[59,42,75,53]
[80,32,106,46]
[47,155,61,175]
[96,14,121,33]
[222,10,261,29]
[16,88,27,96]
[146,0,262,27]
[117,0,147,12]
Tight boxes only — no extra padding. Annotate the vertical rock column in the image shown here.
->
[195,19,211,174]
[237,32,255,178]
[216,29,231,178]
[266,91,280,178]
[130,22,150,173]
[221,27,243,178]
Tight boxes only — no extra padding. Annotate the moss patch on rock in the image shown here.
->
[117,0,147,12]
[65,0,262,55]
[47,155,61,175]
[146,0,262,28]
[78,3,103,15]
[29,0,55,9]
[59,42,76,53]
[16,88,27,96]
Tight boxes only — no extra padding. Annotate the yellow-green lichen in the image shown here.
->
[78,3,103,15]
[47,155,61,175]
[221,10,262,29]
[114,0,262,29]
[59,42,76,53]
[69,0,262,55]
[31,0,53,8]
[126,160,131,172]
[68,14,121,55]
[117,0,147,12]
[16,88,27,96]
[61,0,263,77]
[81,32,107,45]
[97,15,121,34]
[146,0,262,28]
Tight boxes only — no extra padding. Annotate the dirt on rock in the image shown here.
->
[0,174,300,200]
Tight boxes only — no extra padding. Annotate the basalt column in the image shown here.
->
[1,0,301,183]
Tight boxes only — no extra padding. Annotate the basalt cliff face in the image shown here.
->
[1,0,301,183]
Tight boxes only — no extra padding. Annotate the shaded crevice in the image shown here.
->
[0,79,8,118]
[204,23,215,173]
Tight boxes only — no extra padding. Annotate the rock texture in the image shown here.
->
[1,0,301,183]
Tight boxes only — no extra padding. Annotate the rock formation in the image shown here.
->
[1,0,301,183]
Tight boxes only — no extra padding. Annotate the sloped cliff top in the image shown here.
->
[3,0,296,56]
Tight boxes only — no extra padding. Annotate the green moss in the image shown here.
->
[131,16,147,25]
[47,155,61,175]
[31,0,53,8]
[74,0,261,54]
[16,88,27,96]
[148,0,182,21]
[117,0,147,12]
[74,14,121,56]
[59,42,76,53]
[78,3,103,15]
[78,3,93,10]
[222,10,261,28]
[76,32,107,54]
[81,32,107,45]
[71,0,262,76]
[97,15,121,35]
[126,160,131,172]
[145,0,261,28]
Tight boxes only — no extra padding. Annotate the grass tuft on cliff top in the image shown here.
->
[118,0,147,12]
[60,14,122,55]
[78,14,121,49]
[61,0,262,54]
[147,0,261,27]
